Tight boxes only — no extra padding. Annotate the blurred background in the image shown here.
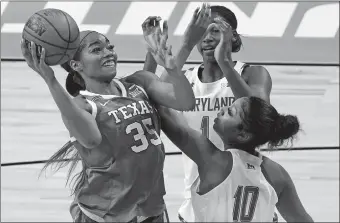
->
[1,1,339,222]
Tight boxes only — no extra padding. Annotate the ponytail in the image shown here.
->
[268,114,300,148]
[39,141,87,195]
[61,62,85,97]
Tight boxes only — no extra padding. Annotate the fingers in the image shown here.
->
[20,39,34,66]
[206,23,218,33]
[189,7,200,24]
[160,20,168,49]
[142,16,162,34]
[166,45,172,56]
[39,47,47,69]
[30,42,40,70]
[195,3,211,27]
[214,17,231,31]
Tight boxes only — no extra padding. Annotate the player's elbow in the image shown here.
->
[80,133,102,149]
[177,95,195,111]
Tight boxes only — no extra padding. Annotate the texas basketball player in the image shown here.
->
[21,18,195,222]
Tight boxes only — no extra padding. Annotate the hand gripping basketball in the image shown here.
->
[21,39,55,84]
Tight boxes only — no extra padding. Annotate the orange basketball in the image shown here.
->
[22,8,80,66]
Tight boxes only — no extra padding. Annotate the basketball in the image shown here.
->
[22,8,80,66]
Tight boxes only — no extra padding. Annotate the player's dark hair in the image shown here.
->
[211,5,242,52]
[39,141,86,195]
[61,31,97,97]
[239,97,300,149]
[61,62,85,97]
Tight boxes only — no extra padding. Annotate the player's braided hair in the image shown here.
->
[211,5,242,52]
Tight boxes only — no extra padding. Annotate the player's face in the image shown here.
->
[197,13,226,62]
[213,98,246,144]
[78,32,118,82]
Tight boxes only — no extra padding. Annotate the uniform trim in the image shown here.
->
[113,79,127,97]
[86,99,98,118]
[78,203,105,222]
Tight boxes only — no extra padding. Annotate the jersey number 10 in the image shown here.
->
[233,186,259,222]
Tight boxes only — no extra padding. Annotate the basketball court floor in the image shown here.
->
[1,62,339,222]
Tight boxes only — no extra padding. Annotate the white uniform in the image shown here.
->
[179,62,247,221]
[191,149,278,222]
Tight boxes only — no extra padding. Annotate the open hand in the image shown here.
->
[206,17,233,62]
[143,18,176,69]
[183,3,211,48]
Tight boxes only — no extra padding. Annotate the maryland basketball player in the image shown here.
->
[159,97,313,222]
[21,19,195,222]
[155,4,273,222]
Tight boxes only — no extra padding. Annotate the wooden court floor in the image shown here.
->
[1,62,339,222]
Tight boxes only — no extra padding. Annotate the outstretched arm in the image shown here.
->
[127,17,195,111]
[143,51,157,73]
[21,40,102,148]
[276,166,313,222]
[160,3,211,80]
[157,106,216,167]
[209,19,272,102]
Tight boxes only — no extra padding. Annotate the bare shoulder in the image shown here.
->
[72,94,92,113]
[241,65,271,82]
[261,155,289,196]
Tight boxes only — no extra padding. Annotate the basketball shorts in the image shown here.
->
[73,208,169,223]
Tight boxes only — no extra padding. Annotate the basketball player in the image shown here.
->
[148,4,273,222]
[21,20,195,222]
[158,96,314,222]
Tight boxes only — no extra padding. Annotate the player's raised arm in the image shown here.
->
[126,19,195,111]
[157,106,218,168]
[142,16,160,74]
[21,40,102,149]
[160,3,211,80]
[276,165,314,222]
[210,19,272,102]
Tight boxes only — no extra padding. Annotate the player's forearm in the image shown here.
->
[158,107,201,163]
[46,78,101,147]
[160,43,194,81]
[143,51,157,74]
[217,60,253,99]
[163,66,195,111]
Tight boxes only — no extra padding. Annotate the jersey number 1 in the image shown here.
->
[233,186,259,222]
[200,116,209,138]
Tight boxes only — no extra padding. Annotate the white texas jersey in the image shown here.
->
[191,149,278,222]
[179,61,247,220]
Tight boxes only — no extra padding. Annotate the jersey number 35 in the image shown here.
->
[126,118,162,153]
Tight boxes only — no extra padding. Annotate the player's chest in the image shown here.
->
[96,97,156,125]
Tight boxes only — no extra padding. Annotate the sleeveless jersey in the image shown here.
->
[179,61,247,221]
[70,79,166,222]
[191,149,278,222]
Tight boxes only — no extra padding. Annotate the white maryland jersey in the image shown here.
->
[179,61,247,220]
[191,149,278,222]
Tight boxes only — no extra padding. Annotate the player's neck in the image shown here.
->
[85,79,120,96]
[201,60,236,83]
[200,61,224,83]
